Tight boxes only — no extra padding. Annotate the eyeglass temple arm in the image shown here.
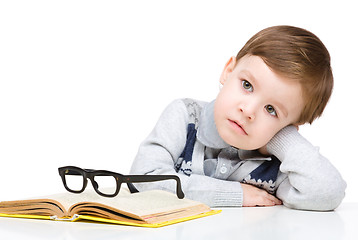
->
[123,175,185,199]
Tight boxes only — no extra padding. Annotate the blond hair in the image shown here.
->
[236,25,333,124]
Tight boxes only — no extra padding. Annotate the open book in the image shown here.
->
[0,188,220,228]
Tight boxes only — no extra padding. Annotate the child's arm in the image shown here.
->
[266,126,346,211]
[130,99,243,207]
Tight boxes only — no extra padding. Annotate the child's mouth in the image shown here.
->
[228,120,248,135]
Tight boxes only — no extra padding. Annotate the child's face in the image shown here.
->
[214,55,304,150]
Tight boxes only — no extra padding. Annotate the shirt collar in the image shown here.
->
[197,100,230,149]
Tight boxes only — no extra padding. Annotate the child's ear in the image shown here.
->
[219,56,237,85]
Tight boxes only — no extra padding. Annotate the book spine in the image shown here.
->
[50,214,80,221]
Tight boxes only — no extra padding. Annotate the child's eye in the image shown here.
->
[242,80,253,92]
[265,105,277,117]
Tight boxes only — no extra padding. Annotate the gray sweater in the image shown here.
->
[130,99,346,211]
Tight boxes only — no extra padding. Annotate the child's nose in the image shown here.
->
[239,104,256,121]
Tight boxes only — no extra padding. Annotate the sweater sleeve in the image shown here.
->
[129,99,243,207]
[267,126,346,211]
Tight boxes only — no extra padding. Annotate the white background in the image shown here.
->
[1,0,357,202]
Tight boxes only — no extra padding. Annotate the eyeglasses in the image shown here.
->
[58,166,184,199]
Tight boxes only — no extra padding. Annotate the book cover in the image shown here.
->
[0,188,220,228]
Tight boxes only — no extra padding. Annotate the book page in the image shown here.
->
[39,187,131,210]
[91,190,207,216]
[44,187,206,217]
[0,199,65,217]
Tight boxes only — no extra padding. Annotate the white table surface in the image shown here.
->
[0,202,357,240]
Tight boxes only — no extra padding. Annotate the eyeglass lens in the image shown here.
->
[64,170,84,192]
[93,174,118,195]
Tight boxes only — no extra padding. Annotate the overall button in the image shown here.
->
[220,166,228,174]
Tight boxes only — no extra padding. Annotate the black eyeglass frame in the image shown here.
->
[58,166,184,199]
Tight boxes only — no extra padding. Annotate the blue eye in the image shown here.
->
[242,80,253,92]
[265,105,277,117]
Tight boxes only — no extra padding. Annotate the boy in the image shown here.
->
[130,25,346,211]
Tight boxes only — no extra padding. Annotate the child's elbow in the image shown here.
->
[311,174,347,211]
[318,178,347,211]
[279,178,347,211]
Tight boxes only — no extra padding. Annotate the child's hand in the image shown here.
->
[241,183,282,207]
